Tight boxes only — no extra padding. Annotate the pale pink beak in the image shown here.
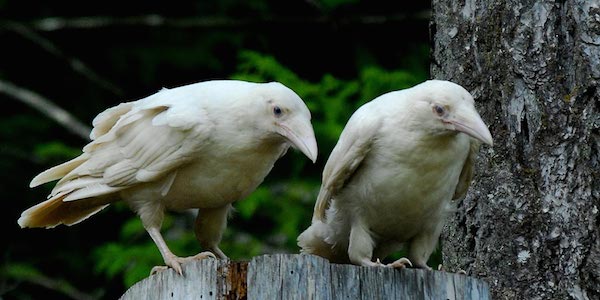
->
[277,117,318,163]
[446,109,493,146]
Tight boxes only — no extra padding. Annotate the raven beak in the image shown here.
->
[447,108,493,146]
[277,117,318,163]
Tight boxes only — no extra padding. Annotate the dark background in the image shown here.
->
[1,1,431,298]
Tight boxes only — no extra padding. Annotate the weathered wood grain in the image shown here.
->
[121,254,489,299]
[120,259,248,300]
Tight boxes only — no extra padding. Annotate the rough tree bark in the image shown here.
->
[431,0,599,299]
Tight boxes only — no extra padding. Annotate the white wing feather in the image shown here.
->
[32,88,213,202]
[313,110,381,221]
[452,139,480,200]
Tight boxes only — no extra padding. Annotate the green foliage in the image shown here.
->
[33,141,81,164]
[3,263,45,284]
[318,0,359,11]
[236,186,271,219]
[95,242,163,287]
[233,50,424,155]
[358,66,420,105]
[94,215,184,286]
[2,262,103,299]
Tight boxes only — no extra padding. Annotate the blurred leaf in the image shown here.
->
[33,141,80,163]
[94,242,163,287]
[358,66,420,105]
[318,0,359,10]
[3,262,43,281]
[95,214,189,287]
[236,186,270,219]
[120,218,145,240]
[2,262,102,299]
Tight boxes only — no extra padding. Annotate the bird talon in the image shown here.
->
[175,265,183,276]
[189,251,217,261]
[387,257,413,269]
[150,266,169,275]
[170,261,184,276]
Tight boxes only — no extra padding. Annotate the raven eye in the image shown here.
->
[433,104,445,116]
[273,106,283,117]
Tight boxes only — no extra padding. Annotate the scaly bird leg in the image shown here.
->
[194,205,231,260]
[404,219,445,271]
[147,226,215,275]
[348,221,386,267]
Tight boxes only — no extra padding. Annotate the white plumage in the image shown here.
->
[20,80,318,274]
[298,80,492,269]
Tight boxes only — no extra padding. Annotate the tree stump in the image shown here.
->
[120,254,489,299]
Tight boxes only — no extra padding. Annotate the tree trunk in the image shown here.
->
[431,0,600,299]
[120,254,490,299]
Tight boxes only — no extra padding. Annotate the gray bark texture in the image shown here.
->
[120,254,490,299]
[431,0,600,299]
